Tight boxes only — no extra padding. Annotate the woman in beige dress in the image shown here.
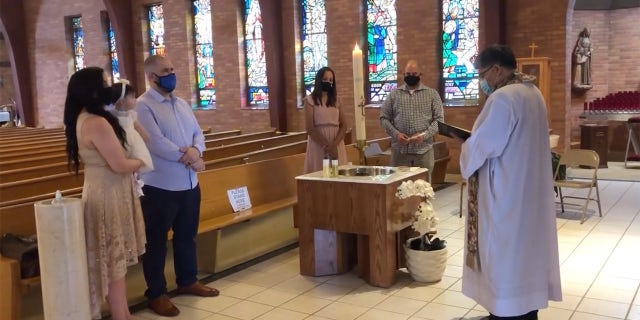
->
[64,67,146,320]
[304,67,349,173]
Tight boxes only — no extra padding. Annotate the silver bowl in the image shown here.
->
[338,167,395,177]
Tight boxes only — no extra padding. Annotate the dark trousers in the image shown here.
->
[140,184,201,300]
[490,310,538,320]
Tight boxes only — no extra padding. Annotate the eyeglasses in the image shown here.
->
[404,72,420,77]
[478,65,495,78]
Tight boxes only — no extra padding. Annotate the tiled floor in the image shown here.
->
[132,179,640,320]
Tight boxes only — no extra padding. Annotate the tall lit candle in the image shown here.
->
[352,43,366,141]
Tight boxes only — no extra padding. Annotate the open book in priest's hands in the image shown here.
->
[437,121,471,141]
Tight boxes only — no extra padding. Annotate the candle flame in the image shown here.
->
[354,43,360,51]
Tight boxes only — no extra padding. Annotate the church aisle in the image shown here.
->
[119,179,638,320]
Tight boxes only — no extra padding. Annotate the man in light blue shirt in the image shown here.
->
[136,55,218,317]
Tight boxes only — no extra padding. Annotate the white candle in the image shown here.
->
[352,43,366,141]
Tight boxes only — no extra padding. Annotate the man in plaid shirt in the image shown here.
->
[380,60,444,181]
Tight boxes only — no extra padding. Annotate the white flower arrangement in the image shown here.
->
[395,179,438,236]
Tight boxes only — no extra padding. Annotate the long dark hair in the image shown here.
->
[64,67,127,174]
[310,67,337,107]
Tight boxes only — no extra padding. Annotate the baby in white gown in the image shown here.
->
[109,80,153,195]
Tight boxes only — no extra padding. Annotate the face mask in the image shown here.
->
[154,73,177,93]
[404,75,420,87]
[100,86,114,105]
[480,79,493,96]
[320,81,333,92]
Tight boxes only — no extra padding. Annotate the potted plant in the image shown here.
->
[396,179,448,282]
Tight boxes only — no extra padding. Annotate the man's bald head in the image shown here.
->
[404,60,421,75]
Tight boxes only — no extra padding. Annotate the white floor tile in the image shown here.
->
[254,307,309,320]
[280,294,333,314]
[576,297,629,319]
[393,283,444,302]
[314,301,369,320]
[217,300,273,320]
[220,282,267,299]
[356,309,410,320]
[412,302,469,319]
[374,296,428,315]
[247,288,299,306]
[173,294,241,313]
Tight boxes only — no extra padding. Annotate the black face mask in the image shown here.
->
[404,75,420,87]
[100,86,114,105]
[320,81,333,92]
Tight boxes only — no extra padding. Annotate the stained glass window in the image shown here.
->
[367,0,397,103]
[193,0,215,108]
[107,19,120,82]
[148,4,165,56]
[244,0,268,107]
[442,0,479,106]
[301,0,327,96]
[71,16,85,71]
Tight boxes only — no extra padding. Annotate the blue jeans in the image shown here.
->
[140,184,201,299]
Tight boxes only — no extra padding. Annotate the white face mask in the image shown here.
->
[480,79,493,96]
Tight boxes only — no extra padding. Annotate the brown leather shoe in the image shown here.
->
[177,282,220,297]
[148,295,180,317]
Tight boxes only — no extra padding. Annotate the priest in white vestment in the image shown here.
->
[458,45,562,319]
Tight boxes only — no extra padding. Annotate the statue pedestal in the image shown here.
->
[295,166,427,287]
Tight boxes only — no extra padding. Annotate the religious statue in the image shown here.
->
[573,27,592,89]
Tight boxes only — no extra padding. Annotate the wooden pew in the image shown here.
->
[203,129,241,140]
[0,134,305,202]
[431,140,451,186]
[0,137,66,149]
[0,154,68,171]
[204,140,307,170]
[0,146,66,162]
[0,128,64,140]
[195,153,303,272]
[0,129,242,153]
[0,131,295,182]
[0,154,303,320]
[204,129,277,148]
[0,172,84,205]
[0,163,76,182]
[201,132,306,161]
[359,137,450,185]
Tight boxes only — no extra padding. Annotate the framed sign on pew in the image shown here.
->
[227,186,252,213]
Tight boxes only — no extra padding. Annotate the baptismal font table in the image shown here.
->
[295,167,427,287]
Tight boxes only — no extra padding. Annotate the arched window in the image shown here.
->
[366,0,397,104]
[442,0,479,106]
[71,16,85,71]
[193,0,216,109]
[107,19,120,82]
[148,4,165,56]
[301,0,327,97]
[244,0,268,107]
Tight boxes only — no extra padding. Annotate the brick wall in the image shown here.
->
[0,29,15,107]
[24,0,110,127]
[569,8,640,156]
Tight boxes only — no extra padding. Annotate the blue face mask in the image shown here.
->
[480,79,493,96]
[154,73,177,93]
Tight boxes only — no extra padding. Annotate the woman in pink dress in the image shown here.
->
[304,67,349,173]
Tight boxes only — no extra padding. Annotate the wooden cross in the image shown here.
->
[528,42,538,58]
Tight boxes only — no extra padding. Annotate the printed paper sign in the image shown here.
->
[227,186,252,213]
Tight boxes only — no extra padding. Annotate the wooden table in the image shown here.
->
[295,167,427,287]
